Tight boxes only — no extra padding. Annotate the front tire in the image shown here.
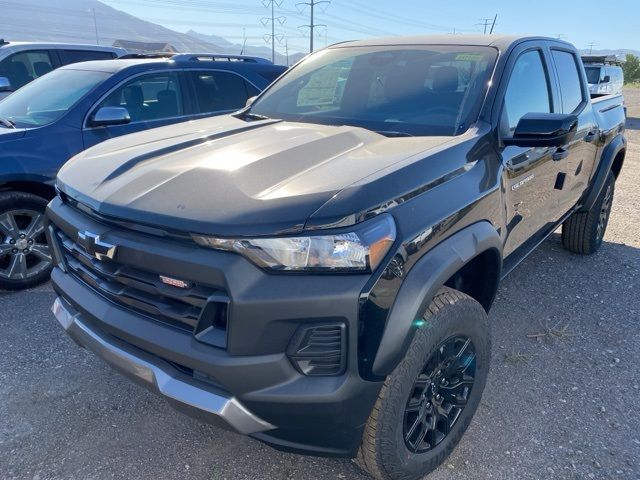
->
[357,288,491,480]
[0,191,53,290]
[561,172,615,255]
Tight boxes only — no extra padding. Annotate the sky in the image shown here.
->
[101,0,640,55]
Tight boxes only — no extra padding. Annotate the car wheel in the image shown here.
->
[356,288,491,480]
[0,191,53,290]
[562,172,615,255]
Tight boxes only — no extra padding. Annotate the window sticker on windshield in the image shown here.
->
[455,53,484,62]
[297,68,343,107]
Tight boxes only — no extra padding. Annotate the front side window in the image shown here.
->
[250,46,498,136]
[0,68,110,127]
[502,50,551,132]
[189,71,258,114]
[96,72,183,123]
[551,50,584,114]
[0,50,54,90]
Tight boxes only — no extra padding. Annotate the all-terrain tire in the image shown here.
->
[562,172,615,255]
[356,288,491,480]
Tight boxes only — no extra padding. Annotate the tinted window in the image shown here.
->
[59,50,115,65]
[0,69,109,127]
[551,50,583,113]
[251,46,497,136]
[0,50,53,90]
[503,50,551,132]
[97,72,183,123]
[189,71,255,113]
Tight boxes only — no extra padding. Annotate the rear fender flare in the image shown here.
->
[371,221,502,377]
[580,134,625,212]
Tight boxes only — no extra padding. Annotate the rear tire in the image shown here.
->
[356,288,490,480]
[561,172,615,255]
[0,191,53,290]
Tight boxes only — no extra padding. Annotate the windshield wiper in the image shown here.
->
[0,117,15,129]
[375,130,413,137]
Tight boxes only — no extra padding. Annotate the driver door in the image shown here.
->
[499,46,566,259]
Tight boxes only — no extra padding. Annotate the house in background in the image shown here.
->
[112,40,178,54]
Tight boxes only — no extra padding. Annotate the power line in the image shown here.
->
[587,42,597,54]
[297,0,330,53]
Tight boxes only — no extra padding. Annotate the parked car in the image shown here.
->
[46,35,626,480]
[0,53,286,289]
[0,40,126,100]
[581,55,624,97]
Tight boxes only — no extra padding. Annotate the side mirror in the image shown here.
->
[503,113,578,148]
[0,77,13,93]
[245,96,257,108]
[89,106,131,127]
[602,75,611,83]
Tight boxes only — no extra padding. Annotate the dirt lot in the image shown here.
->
[1,90,639,480]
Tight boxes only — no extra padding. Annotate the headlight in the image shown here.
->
[193,214,396,273]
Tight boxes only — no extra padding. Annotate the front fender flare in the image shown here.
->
[371,221,502,377]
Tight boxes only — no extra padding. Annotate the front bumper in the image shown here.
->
[46,197,383,457]
[52,296,275,435]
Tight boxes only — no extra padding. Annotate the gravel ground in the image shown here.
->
[1,89,639,480]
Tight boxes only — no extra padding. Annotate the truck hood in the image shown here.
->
[57,115,454,236]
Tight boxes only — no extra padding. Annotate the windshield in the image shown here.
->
[250,45,497,136]
[584,66,602,84]
[0,69,110,128]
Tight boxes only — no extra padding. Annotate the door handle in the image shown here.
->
[584,131,597,143]
[552,147,569,161]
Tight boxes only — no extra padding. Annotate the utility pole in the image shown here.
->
[297,0,330,53]
[92,8,99,45]
[261,0,285,63]
[587,42,596,54]
[285,37,289,66]
[240,27,246,55]
[477,18,492,35]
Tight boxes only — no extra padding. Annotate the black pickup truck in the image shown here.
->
[46,35,626,479]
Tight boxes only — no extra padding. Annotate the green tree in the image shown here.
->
[623,54,640,84]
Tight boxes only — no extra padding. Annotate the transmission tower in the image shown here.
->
[297,0,330,53]
[262,0,286,63]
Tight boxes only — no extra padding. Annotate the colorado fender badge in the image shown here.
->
[511,174,535,191]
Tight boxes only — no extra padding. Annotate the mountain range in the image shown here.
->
[0,0,304,65]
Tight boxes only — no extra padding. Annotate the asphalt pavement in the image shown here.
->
[1,89,639,480]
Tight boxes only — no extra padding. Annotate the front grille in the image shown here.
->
[55,229,226,335]
[287,324,347,376]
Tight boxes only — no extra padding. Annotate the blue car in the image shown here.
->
[0,53,286,289]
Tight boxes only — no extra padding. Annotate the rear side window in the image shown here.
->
[551,50,584,114]
[96,72,184,123]
[59,50,116,65]
[188,70,257,113]
[0,50,54,90]
[503,50,551,132]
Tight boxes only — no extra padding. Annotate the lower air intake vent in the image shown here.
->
[286,323,346,376]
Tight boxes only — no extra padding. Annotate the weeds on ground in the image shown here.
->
[527,318,578,343]
[503,351,534,365]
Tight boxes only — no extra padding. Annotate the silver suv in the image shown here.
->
[0,40,125,100]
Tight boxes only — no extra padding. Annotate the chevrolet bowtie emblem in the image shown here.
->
[77,231,117,261]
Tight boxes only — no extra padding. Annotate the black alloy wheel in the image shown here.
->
[403,335,476,453]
